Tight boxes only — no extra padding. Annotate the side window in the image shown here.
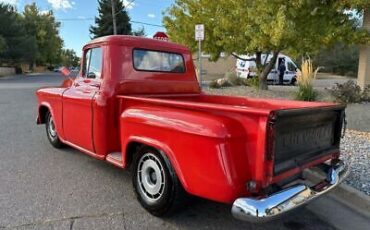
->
[287,62,296,72]
[83,47,102,79]
[83,49,91,77]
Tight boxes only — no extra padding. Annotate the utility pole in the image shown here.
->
[111,0,117,35]
[358,8,370,89]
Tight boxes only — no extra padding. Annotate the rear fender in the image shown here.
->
[123,135,188,188]
[120,106,248,203]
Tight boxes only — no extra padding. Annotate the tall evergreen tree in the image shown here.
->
[90,0,132,38]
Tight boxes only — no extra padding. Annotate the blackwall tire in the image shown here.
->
[45,111,64,148]
[132,146,187,216]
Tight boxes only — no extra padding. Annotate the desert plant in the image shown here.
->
[295,59,318,101]
[327,80,364,104]
[209,80,221,88]
[225,72,243,86]
[217,78,232,87]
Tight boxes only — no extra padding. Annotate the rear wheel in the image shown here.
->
[45,111,64,148]
[132,147,186,216]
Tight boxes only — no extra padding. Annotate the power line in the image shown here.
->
[56,17,164,28]
[124,0,136,9]
[130,20,164,28]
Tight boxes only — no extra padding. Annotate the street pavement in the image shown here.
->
[0,73,337,229]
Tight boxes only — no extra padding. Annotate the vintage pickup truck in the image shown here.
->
[36,35,348,222]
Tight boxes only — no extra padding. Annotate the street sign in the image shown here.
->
[195,24,204,88]
[195,24,204,41]
[153,32,169,41]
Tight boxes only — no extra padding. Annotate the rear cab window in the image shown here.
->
[133,49,185,73]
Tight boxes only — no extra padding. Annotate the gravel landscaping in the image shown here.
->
[204,86,370,196]
[341,130,370,196]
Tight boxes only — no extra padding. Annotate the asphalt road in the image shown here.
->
[0,73,336,230]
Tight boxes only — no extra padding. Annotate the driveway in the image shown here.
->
[0,73,336,229]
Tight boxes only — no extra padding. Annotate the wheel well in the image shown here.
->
[125,141,187,192]
[125,142,144,168]
[38,106,49,124]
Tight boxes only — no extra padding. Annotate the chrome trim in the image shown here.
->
[231,160,349,222]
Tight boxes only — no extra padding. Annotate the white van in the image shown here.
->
[236,54,298,85]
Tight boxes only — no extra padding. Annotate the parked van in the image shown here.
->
[236,54,298,85]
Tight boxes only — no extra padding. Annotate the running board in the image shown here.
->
[106,152,124,168]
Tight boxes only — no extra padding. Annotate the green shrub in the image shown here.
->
[362,85,370,102]
[242,77,259,88]
[327,80,362,104]
[295,85,317,101]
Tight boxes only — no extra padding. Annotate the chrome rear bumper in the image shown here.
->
[231,160,348,222]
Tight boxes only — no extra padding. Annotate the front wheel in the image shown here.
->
[291,77,297,85]
[45,111,64,148]
[132,147,186,216]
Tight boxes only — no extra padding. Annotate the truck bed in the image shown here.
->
[118,93,341,115]
[118,93,345,179]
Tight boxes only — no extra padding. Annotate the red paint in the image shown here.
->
[153,31,169,41]
[36,35,343,204]
[60,67,71,77]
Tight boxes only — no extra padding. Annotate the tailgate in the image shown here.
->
[269,105,345,175]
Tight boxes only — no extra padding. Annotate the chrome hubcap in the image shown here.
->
[137,153,165,203]
[48,116,57,138]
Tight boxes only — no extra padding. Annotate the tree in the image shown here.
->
[0,35,6,54]
[313,43,359,77]
[23,3,63,66]
[0,3,37,65]
[90,0,132,38]
[164,0,370,90]
[60,49,80,67]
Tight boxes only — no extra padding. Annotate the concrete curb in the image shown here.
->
[306,171,370,230]
[307,169,370,217]
[329,182,370,218]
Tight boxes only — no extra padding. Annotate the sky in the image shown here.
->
[0,0,174,56]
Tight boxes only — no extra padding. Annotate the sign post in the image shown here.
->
[195,24,204,88]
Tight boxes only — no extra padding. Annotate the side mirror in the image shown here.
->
[60,66,71,77]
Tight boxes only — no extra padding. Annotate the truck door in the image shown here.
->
[285,60,297,84]
[62,47,102,152]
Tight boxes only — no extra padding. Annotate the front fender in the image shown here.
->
[36,87,66,139]
[120,106,248,203]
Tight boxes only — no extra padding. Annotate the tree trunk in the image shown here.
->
[259,51,279,90]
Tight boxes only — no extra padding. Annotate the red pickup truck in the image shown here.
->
[36,36,348,222]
